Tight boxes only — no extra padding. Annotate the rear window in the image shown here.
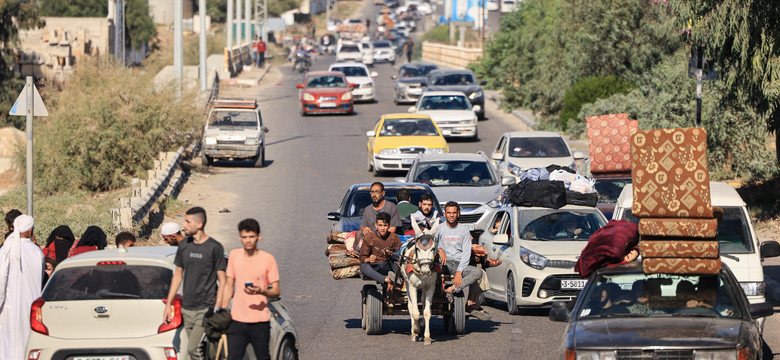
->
[508,137,571,158]
[42,265,173,301]
[341,45,360,52]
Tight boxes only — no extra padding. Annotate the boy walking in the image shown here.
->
[163,207,227,360]
[220,218,280,360]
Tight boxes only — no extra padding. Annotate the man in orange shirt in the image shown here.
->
[220,218,280,360]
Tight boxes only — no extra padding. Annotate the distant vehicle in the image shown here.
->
[500,0,518,12]
[329,62,378,102]
[395,25,411,37]
[409,91,479,139]
[487,0,499,11]
[24,247,300,360]
[327,182,442,233]
[392,62,439,104]
[202,98,269,167]
[360,39,375,66]
[402,152,512,237]
[372,40,397,64]
[548,261,774,360]
[366,113,449,174]
[489,131,584,180]
[384,0,400,8]
[297,71,355,115]
[425,69,487,119]
[336,42,364,63]
[591,173,631,219]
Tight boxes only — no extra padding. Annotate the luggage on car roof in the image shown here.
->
[507,179,567,209]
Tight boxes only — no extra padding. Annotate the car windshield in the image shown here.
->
[208,110,259,129]
[374,41,391,48]
[418,95,470,110]
[341,45,360,53]
[412,160,497,186]
[620,206,753,254]
[594,178,631,204]
[42,265,172,301]
[400,65,437,78]
[331,66,368,77]
[576,272,742,319]
[344,187,439,217]
[306,75,347,88]
[431,73,475,85]
[380,118,439,136]
[516,209,606,241]
[508,137,571,158]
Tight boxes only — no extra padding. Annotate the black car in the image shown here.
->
[424,69,487,119]
[392,62,439,104]
[549,261,774,360]
[327,182,443,233]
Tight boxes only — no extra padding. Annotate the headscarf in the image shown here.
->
[79,226,107,250]
[46,225,75,263]
[3,214,34,273]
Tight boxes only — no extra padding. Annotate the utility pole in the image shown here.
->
[174,0,183,96]
[227,0,234,49]
[199,0,207,91]
[256,0,268,42]
[114,0,125,65]
[245,0,251,41]
[25,77,33,216]
[237,0,243,45]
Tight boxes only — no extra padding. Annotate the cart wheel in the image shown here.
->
[452,292,466,335]
[365,287,383,335]
[361,290,367,330]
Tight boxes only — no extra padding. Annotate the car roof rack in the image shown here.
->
[213,98,257,109]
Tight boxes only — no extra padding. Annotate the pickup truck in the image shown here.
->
[201,98,269,167]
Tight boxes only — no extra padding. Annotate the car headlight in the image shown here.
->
[519,246,547,270]
[507,162,523,176]
[204,137,217,145]
[245,138,259,146]
[573,350,617,360]
[363,83,373,88]
[342,92,353,100]
[469,91,483,100]
[302,93,315,101]
[486,199,499,208]
[460,119,476,125]
[740,281,766,296]
[693,350,739,360]
[379,148,399,155]
[426,148,445,154]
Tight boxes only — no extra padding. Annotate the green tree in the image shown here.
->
[0,0,45,129]
[39,0,106,17]
[560,75,635,130]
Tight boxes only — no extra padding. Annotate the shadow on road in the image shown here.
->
[343,316,502,341]
[208,159,276,168]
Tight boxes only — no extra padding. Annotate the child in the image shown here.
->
[359,212,402,287]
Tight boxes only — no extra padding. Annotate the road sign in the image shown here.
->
[9,82,48,117]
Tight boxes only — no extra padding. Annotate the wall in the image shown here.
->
[421,41,483,69]
[148,0,175,25]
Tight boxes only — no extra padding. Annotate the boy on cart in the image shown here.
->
[359,212,403,289]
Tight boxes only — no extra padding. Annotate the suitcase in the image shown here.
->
[565,189,598,207]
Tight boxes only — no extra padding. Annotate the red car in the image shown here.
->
[297,71,355,115]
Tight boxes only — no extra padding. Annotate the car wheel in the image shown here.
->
[367,154,374,172]
[391,59,395,65]
[254,146,265,168]
[201,152,212,166]
[299,107,306,117]
[507,273,520,315]
[277,336,298,360]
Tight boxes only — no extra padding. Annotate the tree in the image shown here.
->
[0,0,44,129]
[670,1,780,166]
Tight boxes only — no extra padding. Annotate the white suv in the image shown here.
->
[329,62,378,102]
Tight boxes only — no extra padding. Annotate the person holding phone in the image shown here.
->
[220,218,280,360]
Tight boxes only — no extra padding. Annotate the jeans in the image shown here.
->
[181,307,209,360]
[442,261,483,297]
[226,321,271,360]
[360,261,396,283]
[258,51,265,67]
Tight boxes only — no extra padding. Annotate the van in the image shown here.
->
[612,182,779,306]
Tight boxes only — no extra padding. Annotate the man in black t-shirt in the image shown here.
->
[163,207,227,360]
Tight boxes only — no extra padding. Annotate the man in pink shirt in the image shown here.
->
[220,218,280,360]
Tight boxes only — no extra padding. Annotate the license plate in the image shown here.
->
[466,223,475,230]
[401,158,414,165]
[560,279,587,290]
[410,89,423,95]
[74,356,130,360]
[320,102,337,108]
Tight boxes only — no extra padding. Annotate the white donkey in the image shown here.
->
[400,220,442,345]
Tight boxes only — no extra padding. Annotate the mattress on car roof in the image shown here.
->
[587,113,638,174]
[642,257,721,275]
[638,238,719,259]
[638,217,718,238]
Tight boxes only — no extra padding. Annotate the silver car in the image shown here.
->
[402,152,515,237]
[392,62,438,104]
[25,247,300,360]
[202,98,269,167]
[490,131,584,180]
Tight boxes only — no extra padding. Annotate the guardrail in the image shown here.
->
[421,41,483,69]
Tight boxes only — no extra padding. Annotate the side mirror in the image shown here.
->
[473,105,482,113]
[760,240,780,259]
[296,84,304,89]
[327,212,341,221]
[371,71,379,78]
[749,302,774,318]
[408,106,416,113]
[480,80,487,86]
[441,129,452,136]
[263,127,270,133]
[493,234,509,245]
[420,82,427,87]
[548,301,570,322]
[366,130,376,137]
[501,177,516,186]
[573,151,586,160]
[391,75,398,79]
[491,152,503,161]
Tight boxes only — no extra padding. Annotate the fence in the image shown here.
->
[421,41,483,69]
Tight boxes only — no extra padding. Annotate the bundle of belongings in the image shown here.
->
[586,113,638,174]
[630,127,721,274]
[503,164,597,208]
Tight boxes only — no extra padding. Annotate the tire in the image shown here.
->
[507,273,520,315]
[365,287,383,335]
[479,292,494,306]
[452,292,466,335]
[391,59,395,65]
[254,146,265,168]
[367,154,374,172]
[276,336,298,360]
[201,152,212,166]
[299,107,307,117]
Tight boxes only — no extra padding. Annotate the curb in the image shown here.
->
[221,65,272,86]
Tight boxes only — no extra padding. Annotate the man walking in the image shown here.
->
[220,218,279,360]
[163,207,227,360]
[435,201,491,321]
[0,214,44,360]
[402,37,414,63]
[257,38,267,67]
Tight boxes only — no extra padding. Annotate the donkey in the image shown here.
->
[400,220,442,345]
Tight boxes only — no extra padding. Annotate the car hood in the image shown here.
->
[303,88,350,96]
[505,156,575,170]
[398,77,426,84]
[339,216,362,232]
[519,240,587,257]
[416,110,476,122]
[572,318,747,349]
[429,185,500,205]
[425,85,482,94]
[373,136,447,151]
[345,76,373,85]
[204,127,259,138]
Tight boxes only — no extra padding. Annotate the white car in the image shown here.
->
[360,39,375,66]
[490,131,585,180]
[329,62,378,102]
[395,25,411,37]
[373,40,396,64]
[335,42,363,63]
[486,0,499,11]
[409,91,479,139]
[500,0,518,12]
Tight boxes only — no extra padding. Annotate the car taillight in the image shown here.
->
[27,350,40,360]
[738,347,749,360]
[158,295,183,333]
[97,261,127,265]
[563,349,575,360]
[164,347,177,360]
[30,298,48,335]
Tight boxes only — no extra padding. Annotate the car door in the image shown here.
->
[491,135,508,170]
[480,210,511,296]
[368,117,382,155]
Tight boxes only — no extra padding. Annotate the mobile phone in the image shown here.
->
[244,281,254,288]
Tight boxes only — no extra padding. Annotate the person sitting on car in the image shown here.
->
[359,212,402,289]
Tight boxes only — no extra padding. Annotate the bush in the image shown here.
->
[21,59,204,194]
[559,75,635,130]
